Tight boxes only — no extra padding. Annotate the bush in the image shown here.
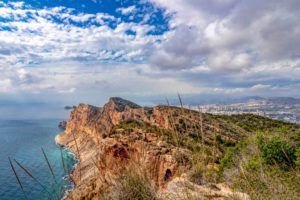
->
[259,136,296,167]
[178,118,187,129]
[216,135,223,144]
[179,118,185,124]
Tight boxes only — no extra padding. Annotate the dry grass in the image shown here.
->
[109,163,157,200]
[234,164,300,200]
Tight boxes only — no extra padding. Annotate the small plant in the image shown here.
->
[174,150,191,165]
[216,135,223,144]
[189,162,205,185]
[178,118,187,129]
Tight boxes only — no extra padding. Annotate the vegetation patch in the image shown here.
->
[258,135,296,167]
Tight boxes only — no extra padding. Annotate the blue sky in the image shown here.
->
[0,0,300,118]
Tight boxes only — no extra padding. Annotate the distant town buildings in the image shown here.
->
[191,100,300,124]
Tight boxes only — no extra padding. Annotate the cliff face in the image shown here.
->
[56,97,249,199]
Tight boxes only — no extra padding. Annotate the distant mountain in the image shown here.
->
[265,97,300,105]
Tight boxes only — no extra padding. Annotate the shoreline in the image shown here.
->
[55,133,79,199]
[55,127,101,199]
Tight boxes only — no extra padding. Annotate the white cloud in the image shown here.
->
[0,2,157,64]
[117,6,137,15]
[0,2,163,94]
[207,51,252,71]
[1,0,300,102]
[148,0,300,73]
[58,87,76,94]
[9,1,24,9]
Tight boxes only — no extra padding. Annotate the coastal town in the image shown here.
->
[194,98,300,124]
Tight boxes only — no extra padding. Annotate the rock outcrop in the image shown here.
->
[56,97,249,199]
[58,121,67,129]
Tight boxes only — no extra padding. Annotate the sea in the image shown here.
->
[0,119,76,200]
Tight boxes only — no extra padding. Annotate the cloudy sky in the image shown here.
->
[0,0,300,118]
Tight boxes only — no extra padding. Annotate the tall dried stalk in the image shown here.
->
[197,106,205,157]
[60,148,67,176]
[41,147,57,183]
[91,157,105,183]
[14,159,51,196]
[165,98,179,147]
[177,93,184,110]
[41,148,61,200]
[72,131,82,181]
[212,120,218,163]
[8,157,28,200]
[239,165,259,200]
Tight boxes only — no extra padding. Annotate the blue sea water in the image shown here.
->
[0,120,76,200]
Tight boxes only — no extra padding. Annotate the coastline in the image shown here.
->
[55,134,78,199]
[54,127,100,199]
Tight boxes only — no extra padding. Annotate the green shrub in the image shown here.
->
[178,118,187,129]
[243,156,261,171]
[189,131,198,139]
[179,118,185,124]
[259,136,296,167]
[216,135,223,144]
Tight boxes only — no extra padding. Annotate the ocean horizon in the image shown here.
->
[0,119,76,200]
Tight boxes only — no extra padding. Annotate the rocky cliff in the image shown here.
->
[56,97,249,199]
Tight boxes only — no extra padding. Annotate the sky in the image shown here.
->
[0,0,300,118]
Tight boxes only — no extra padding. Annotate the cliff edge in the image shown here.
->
[56,97,249,199]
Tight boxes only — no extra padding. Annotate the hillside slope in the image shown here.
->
[212,114,300,199]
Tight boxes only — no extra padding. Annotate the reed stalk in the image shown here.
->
[14,159,51,196]
[177,93,184,110]
[60,148,67,175]
[72,131,81,181]
[8,157,28,200]
[41,147,57,183]
[165,98,180,147]
[41,148,61,200]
